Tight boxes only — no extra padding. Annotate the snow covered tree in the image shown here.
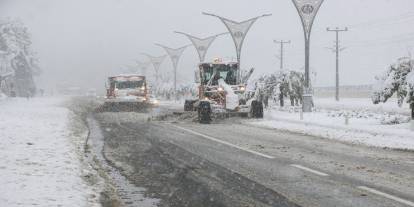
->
[406,67,414,119]
[0,19,39,97]
[286,71,305,106]
[372,57,414,119]
[255,70,305,107]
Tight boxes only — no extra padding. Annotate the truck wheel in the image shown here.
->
[250,100,264,118]
[198,101,211,124]
[184,100,194,111]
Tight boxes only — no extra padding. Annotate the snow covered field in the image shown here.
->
[248,98,414,151]
[314,97,411,115]
[0,97,101,207]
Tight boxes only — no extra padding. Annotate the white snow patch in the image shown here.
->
[0,97,100,207]
[247,98,414,150]
[315,98,410,115]
[218,79,238,110]
[157,99,186,110]
[407,70,414,86]
[0,92,7,100]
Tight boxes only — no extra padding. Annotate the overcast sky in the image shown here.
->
[1,0,414,91]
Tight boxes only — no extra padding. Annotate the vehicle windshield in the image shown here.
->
[115,80,144,89]
[200,63,238,85]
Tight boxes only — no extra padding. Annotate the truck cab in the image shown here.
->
[106,75,148,102]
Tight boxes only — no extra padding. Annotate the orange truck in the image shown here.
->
[103,74,155,111]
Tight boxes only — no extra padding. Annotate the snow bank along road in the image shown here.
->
[0,98,101,207]
[249,97,414,151]
[94,106,414,207]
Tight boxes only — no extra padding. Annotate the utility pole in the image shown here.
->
[327,27,348,101]
[274,40,291,70]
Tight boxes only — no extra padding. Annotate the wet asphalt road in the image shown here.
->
[95,104,414,207]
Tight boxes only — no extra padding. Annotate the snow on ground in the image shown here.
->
[248,98,414,151]
[314,97,410,115]
[0,97,101,207]
[157,99,185,110]
[0,92,7,100]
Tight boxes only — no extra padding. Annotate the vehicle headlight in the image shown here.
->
[239,86,246,91]
[217,87,224,92]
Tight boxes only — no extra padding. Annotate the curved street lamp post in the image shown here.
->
[291,0,325,112]
[141,53,167,84]
[202,12,272,82]
[155,44,190,100]
[175,31,228,63]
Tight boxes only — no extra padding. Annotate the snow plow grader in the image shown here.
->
[100,74,155,112]
[184,59,264,124]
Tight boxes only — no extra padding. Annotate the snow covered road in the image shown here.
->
[0,97,100,207]
[166,121,414,207]
[93,105,414,207]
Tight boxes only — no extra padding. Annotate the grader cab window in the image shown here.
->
[200,63,238,85]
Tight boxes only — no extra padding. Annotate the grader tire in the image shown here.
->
[250,100,264,119]
[198,101,211,124]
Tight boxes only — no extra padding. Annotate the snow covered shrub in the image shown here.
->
[151,74,198,100]
[327,110,374,119]
[372,57,412,106]
[372,57,414,118]
[407,70,414,108]
[380,114,411,125]
[254,70,305,107]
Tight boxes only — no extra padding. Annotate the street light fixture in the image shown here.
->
[291,0,325,112]
[155,44,190,100]
[202,12,272,82]
[141,53,167,84]
[174,31,228,62]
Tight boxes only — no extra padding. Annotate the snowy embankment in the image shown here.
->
[248,98,414,151]
[0,97,101,206]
